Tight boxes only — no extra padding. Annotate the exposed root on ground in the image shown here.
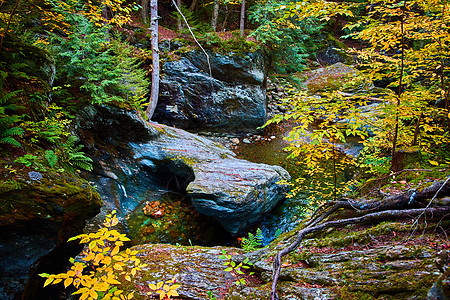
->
[270,178,450,300]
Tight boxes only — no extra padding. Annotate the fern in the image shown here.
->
[241,228,263,252]
[0,88,24,148]
[0,136,22,147]
[45,150,58,168]
[60,136,93,171]
[3,126,25,136]
[68,151,93,171]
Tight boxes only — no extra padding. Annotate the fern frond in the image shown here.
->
[3,127,25,137]
[0,90,22,105]
[69,151,93,171]
[0,136,22,147]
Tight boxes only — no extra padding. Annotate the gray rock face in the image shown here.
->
[132,125,290,234]
[79,106,290,234]
[153,50,268,132]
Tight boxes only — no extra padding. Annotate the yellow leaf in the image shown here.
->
[64,277,73,288]
[429,160,439,166]
[106,277,121,285]
[167,289,179,297]
[156,281,163,289]
[90,288,98,299]
[148,283,157,290]
[43,278,54,287]
[111,246,120,256]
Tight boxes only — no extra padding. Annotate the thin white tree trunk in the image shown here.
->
[239,0,245,37]
[176,0,182,32]
[146,0,159,119]
[212,0,219,31]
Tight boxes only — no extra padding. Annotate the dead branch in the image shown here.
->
[270,206,450,300]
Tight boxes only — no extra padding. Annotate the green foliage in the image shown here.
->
[59,136,93,172]
[219,250,254,286]
[14,153,40,167]
[40,211,146,300]
[241,228,263,252]
[45,150,58,168]
[207,291,217,300]
[172,4,211,36]
[265,90,364,203]
[200,31,259,54]
[248,0,324,73]
[265,0,450,205]
[44,1,148,108]
[0,84,24,148]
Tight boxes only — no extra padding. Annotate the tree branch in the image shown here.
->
[270,206,450,300]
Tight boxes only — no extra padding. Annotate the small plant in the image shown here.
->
[40,211,146,300]
[14,153,40,167]
[58,135,93,172]
[206,290,217,300]
[219,250,254,286]
[0,85,25,148]
[147,277,181,300]
[241,228,263,252]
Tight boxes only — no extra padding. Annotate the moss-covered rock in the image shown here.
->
[115,204,447,300]
[0,162,102,299]
[298,62,374,94]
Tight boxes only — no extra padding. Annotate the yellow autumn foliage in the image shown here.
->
[39,211,147,300]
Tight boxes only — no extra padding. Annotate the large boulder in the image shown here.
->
[153,50,268,132]
[132,124,290,234]
[77,106,290,235]
[0,166,102,299]
[300,62,374,94]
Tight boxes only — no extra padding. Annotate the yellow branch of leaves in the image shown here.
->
[39,211,147,300]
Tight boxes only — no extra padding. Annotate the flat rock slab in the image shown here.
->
[132,122,291,234]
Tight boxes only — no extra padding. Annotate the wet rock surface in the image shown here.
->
[77,105,290,235]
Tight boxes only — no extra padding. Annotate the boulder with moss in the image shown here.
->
[77,106,290,235]
[153,49,269,132]
[0,165,102,299]
[116,205,448,300]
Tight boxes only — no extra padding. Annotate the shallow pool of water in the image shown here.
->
[233,121,359,245]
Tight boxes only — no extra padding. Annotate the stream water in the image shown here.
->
[231,123,310,246]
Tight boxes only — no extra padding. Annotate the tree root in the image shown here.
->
[270,178,450,300]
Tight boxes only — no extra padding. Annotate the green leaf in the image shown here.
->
[45,150,58,168]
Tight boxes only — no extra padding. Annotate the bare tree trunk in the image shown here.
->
[176,0,182,32]
[141,0,149,23]
[391,0,406,171]
[146,0,159,119]
[211,0,219,31]
[239,0,245,37]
